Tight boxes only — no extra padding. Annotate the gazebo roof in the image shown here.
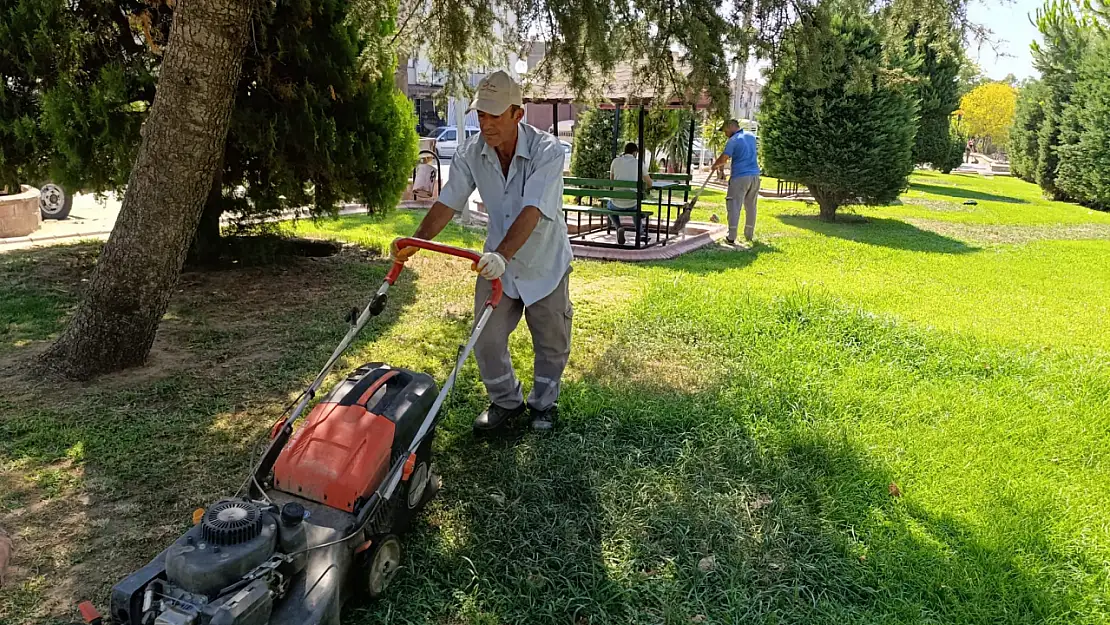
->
[522,63,713,109]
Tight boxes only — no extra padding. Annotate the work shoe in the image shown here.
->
[473,403,525,433]
[529,404,558,432]
[616,227,627,246]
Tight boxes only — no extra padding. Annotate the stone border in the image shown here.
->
[569,222,727,261]
[0,186,42,238]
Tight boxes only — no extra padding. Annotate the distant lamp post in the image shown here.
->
[514,59,529,76]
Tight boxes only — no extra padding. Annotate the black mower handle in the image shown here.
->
[386,237,504,307]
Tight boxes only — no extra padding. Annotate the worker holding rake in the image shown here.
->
[392,70,573,434]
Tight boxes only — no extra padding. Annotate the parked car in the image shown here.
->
[430,126,481,159]
[560,140,572,172]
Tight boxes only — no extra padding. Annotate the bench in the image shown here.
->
[562,175,693,249]
[563,177,654,249]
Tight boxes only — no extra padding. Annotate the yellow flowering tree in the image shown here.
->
[959,82,1018,151]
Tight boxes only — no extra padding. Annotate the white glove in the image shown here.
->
[476,252,507,280]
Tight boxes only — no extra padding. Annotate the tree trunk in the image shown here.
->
[40,0,253,380]
[187,165,226,266]
[810,185,840,222]
[0,526,11,588]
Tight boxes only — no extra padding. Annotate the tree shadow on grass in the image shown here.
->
[909,182,1029,204]
[349,331,1086,624]
[778,214,979,254]
[0,241,417,622]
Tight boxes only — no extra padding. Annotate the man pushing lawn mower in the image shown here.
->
[392,70,573,434]
[78,70,566,625]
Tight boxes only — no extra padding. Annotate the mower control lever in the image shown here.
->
[386,237,503,307]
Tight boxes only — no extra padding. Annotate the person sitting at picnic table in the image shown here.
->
[608,142,653,245]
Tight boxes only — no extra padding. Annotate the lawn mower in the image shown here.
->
[97,238,502,625]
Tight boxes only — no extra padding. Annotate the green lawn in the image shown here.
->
[1,171,1109,624]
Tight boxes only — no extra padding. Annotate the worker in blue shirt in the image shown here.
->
[711,119,760,243]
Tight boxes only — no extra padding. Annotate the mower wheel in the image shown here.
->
[364,534,402,598]
[401,437,434,512]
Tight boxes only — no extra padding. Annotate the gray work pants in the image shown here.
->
[726,175,760,241]
[473,271,573,411]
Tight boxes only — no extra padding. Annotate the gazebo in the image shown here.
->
[524,67,715,250]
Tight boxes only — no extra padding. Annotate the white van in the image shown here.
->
[431,126,481,159]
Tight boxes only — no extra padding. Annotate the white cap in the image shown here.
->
[468,70,523,116]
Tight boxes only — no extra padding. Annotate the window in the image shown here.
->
[466,129,481,138]
[441,129,457,142]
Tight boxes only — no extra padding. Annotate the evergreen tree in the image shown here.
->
[760,3,918,221]
[1009,79,1048,183]
[895,15,962,169]
[16,0,981,378]
[0,0,86,191]
[33,0,417,262]
[1030,0,1094,199]
[1055,35,1110,209]
[192,0,417,260]
[569,108,615,180]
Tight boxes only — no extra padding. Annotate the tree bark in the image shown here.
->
[187,164,226,266]
[0,526,11,588]
[810,185,841,222]
[40,0,253,380]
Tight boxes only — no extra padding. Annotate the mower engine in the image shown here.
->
[128,498,297,625]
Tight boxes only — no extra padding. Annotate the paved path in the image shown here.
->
[0,192,122,251]
[0,164,463,253]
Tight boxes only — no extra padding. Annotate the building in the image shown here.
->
[519,42,581,139]
[398,19,524,137]
[733,79,762,123]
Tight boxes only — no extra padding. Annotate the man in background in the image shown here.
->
[608,142,653,245]
[711,119,760,244]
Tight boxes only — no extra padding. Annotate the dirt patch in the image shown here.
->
[588,339,725,395]
[900,197,975,213]
[906,219,1110,244]
[0,241,394,623]
[1,242,382,394]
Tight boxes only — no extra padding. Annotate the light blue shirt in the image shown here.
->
[724,130,760,178]
[438,123,573,306]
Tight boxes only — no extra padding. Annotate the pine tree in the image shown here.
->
[1009,79,1049,183]
[889,7,962,170]
[191,0,418,261]
[1055,35,1110,209]
[570,108,615,180]
[760,4,918,221]
[29,0,417,263]
[1030,0,1094,199]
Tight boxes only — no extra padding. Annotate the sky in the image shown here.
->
[739,0,1046,85]
[965,0,1044,80]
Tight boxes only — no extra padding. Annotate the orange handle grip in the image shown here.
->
[386,238,503,307]
[78,601,102,624]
